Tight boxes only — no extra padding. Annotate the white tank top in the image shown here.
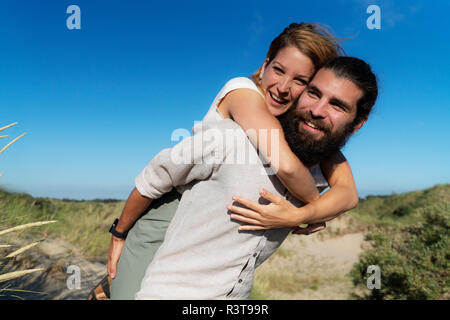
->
[193,77,264,133]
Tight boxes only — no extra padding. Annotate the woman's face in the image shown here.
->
[259,45,315,116]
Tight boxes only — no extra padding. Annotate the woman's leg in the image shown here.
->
[110,189,181,300]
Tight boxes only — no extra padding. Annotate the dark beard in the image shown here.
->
[277,108,355,167]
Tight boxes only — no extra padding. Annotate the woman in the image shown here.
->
[102,22,358,300]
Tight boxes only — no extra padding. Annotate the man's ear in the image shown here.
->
[259,58,269,80]
[352,118,367,133]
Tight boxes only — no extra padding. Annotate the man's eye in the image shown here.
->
[308,90,319,98]
[331,103,345,111]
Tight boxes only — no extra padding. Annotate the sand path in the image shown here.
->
[253,213,368,299]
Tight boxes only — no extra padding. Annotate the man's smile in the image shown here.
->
[299,118,327,136]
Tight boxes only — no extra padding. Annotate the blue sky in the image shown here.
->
[0,0,449,200]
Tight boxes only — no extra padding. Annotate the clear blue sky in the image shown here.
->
[0,0,449,200]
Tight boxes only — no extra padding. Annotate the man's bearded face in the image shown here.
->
[278,107,355,167]
[277,68,365,167]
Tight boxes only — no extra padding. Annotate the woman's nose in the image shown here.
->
[277,78,291,94]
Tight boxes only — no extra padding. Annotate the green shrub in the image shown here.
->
[350,201,450,299]
[392,205,412,217]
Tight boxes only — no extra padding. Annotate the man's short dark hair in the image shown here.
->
[322,56,378,125]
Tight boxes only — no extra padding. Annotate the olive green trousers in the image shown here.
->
[110,189,181,300]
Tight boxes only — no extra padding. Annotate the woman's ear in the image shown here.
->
[259,58,269,80]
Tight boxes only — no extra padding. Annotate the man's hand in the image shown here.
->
[105,188,154,279]
[292,222,326,235]
[107,236,125,279]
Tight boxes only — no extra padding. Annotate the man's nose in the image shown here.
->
[309,99,328,119]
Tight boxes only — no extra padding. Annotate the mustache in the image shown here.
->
[292,109,332,134]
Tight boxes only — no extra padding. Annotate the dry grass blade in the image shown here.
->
[0,245,12,248]
[0,122,18,132]
[0,135,8,139]
[0,220,57,236]
[0,288,47,295]
[0,268,44,283]
[0,282,47,295]
[5,242,40,258]
[0,294,24,300]
[0,132,26,154]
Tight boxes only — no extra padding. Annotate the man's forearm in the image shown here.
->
[115,187,153,233]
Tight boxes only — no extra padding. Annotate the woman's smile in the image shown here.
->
[268,91,289,107]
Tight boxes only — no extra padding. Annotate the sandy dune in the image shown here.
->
[253,213,368,299]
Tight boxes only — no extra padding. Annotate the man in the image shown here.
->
[109,57,377,299]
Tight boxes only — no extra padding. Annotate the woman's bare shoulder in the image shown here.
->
[219,86,266,116]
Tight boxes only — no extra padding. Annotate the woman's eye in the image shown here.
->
[273,67,283,74]
[294,79,307,86]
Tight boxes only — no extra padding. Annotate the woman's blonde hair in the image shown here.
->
[252,22,344,87]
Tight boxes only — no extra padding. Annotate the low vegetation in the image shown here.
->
[251,184,449,299]
[350,192,449,299]
[1,165,448,299]
[0,190,122,260]
[1,122,58,298]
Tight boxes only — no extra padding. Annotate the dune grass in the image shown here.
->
[1,151,448,299]
[250,184,450,299]
[0,190,123,260]
[346,184,449,299]
[0,122,57,288]
[348,184,450,227]
[350,199,449,299]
